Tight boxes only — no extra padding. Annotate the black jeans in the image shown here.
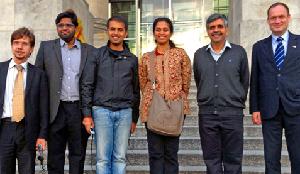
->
[199,113,243,174]
[146,128,179,174]
[47,101,90,174]
[0,119,35,174]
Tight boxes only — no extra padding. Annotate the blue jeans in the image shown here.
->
[92,106,132,174]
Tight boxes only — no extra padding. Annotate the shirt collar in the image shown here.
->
[272,31,289,43]
[206,40,231,52]
[9,59,28,71]
[60,39,81,49]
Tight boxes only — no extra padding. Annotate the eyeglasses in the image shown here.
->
[57,23,75,28]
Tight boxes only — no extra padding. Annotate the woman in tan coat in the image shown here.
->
[139,17,191,174]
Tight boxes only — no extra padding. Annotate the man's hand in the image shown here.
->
[36,138,46,151]
[252,112,262,125]
[82,116,94,134]
[130,122,137,134]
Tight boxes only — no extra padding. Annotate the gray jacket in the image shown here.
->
[193,43,249,115]
[35,38,96,123]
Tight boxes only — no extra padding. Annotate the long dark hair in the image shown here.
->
[152,17,176,48]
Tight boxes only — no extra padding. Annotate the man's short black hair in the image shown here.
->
[107,16,128,31]
[55,9,78,27]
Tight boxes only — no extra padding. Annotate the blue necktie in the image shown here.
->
[274,37,285,70]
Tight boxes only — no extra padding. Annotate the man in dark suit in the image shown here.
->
[250,2,300,174]
[0,27,49,174]
[35,10,95,174]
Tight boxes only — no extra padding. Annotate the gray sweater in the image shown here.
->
[193,43,249,115]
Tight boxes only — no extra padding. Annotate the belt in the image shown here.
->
[1,117,25,124]
[60,100,79,104]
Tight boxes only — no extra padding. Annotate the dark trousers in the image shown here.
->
[146,128,179,174]
[262,102,300,174]
[199,113,243,174]
[0,119,35,174]
[47,101,89,174]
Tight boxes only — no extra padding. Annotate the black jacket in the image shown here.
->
[81,45,140,123]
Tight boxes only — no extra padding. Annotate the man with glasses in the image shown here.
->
[35,9,96,174]
[250,2,300,173]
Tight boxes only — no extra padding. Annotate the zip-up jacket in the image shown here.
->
[81,45,140,123]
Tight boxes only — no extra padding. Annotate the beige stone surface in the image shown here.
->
[0,0,95,62]
[86,0,108,19]
[0,0,14,27]
[0,32,13,62]
[229,0,300,66]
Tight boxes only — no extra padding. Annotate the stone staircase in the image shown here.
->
[34,80,292,173]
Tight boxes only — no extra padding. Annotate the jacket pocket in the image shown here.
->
[296,89,300,96]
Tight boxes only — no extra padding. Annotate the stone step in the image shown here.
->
[72,150,289,167]
[34,165,292,174]
[125,137,287,151]
[130,125,263,137]
[125,150,290,167]
[126,165,291,174]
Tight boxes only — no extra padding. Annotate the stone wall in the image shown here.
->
[86,0,109,47]
[0,0,94,63]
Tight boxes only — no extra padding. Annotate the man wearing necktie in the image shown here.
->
[0,27,49,174]
[250,2,300,174]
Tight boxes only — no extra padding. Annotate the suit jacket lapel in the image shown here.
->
[263,35,278,70]
[0,60,9,104]
[79,43,88,77]
[53,39,63,69]
[25,63,33,97]
[283,32,297,64]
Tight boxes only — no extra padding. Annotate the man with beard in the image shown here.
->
[35,10,95,174]
[193,13,249,174]
[81,16,140,174]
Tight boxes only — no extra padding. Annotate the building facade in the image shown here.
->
[0,0,299,62]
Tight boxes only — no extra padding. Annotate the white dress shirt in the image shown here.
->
[2,59,27,119]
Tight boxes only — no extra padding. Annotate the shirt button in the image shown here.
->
[214,85,218,88]
[57,91,60,94]
[68,58,70,61]
[277,74,281,77]
[216,73,219,76]
[68,76,70,79]
[276,87,279,91]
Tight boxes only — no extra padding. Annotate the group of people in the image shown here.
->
[0,1,299,174]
